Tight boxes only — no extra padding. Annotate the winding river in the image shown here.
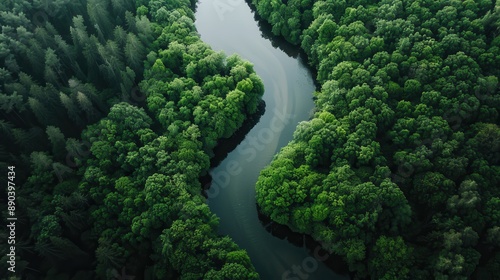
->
[195,1,349,279]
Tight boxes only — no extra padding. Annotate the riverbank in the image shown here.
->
[195,0,349,278]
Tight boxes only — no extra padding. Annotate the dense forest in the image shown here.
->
[1,0,262,279]
[253,0,500,279]
[2,0,500,279]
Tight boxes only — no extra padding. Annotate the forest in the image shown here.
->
[253,0,500,279]
[2,0,500,279]
[1,0,262,279]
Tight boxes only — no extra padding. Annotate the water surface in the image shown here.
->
[195,1,349,279]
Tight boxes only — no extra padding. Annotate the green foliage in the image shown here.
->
[253,0,500,278]
[369,236,412,280]
[1,0,262,278]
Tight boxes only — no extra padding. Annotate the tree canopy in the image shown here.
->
[253,0,500,278]
[1,0,262,279]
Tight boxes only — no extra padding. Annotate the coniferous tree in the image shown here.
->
[76,91,95,122]
[28,97,55,126]
[59,91,83,126]
[124,33,146,73]
[44,48,62,85]
[46,126,66,159]
[87,0,113,38]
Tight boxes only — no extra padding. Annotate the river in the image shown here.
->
[195,1,349,279]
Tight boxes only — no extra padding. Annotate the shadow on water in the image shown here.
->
[195,0,350,278]
[236,3,350,276]
[257,205,352,277]
[200,100,265,194]
[244,0,321,96]
[248,9,302,58]
[210,100,265,168]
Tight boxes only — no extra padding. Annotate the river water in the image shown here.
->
[195,1,349,279]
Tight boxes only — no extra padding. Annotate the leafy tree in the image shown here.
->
[252,0,500,278]
[368,236,412,280]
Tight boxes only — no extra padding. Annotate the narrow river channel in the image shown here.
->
[195,1,349,279]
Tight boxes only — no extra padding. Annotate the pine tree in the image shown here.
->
[69,15,89,52]
[30,150,53,173]
[18,72,34,91]
[87,0,113,38]
[113,25,127,48]
[119,67,136,102]
[124,33,145,73]
[43,21,59,38]
[46,126,66,159]
[33,26,54,51]
[44,48,62,85]
[52,161,74,182]
[0,91,24,113]
[15,25,32,44]
[4,54,20,74]
[59,91,83,126]
[25,39,45,81]
[110,0,133,20]
[28,97,55,126]
[124,10,137,33]
[54,35,87,81]
[97,41,122,83]
[0,67,12,83]
[135,15,153,45]
[69,79,106,113]
[76,91,96,122]
[82,35,100,78]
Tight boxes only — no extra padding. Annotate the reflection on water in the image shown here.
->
[195,0,349,279]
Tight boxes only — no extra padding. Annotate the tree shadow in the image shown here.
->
[200,100,265,194]
[256,204,352,277]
